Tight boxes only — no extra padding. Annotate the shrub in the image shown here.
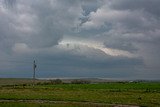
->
[50,79,63,84]
[71,80,90,84]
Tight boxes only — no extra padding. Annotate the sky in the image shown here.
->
[0,0,160,80]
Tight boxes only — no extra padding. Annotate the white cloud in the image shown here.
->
[81,5,157,31]
[58,38,136,58]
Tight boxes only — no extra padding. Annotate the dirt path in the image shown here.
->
[0,99,139,107]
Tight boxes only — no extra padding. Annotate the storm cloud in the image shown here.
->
[0,0,160,80]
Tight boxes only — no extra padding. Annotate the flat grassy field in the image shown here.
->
[0,79,160,107]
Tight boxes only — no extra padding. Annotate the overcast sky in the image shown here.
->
[0,0,160,80]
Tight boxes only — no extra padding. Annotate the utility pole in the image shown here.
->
[33,60,37,86]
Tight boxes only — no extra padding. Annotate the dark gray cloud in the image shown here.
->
[110,0,160,18]
[0,0,160,80]
[80,0,160,79]
[3,0,16,8]
[0,0,82,48]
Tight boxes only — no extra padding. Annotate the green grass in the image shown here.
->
[0,102,110,107]
[35,82,160,90]
[0,79,160,107]
[0,102,73,107]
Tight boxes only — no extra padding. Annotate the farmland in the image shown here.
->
[0,78,160,107]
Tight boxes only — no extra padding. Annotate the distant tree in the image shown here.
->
[71,79,90,84]
[50,79,63,84]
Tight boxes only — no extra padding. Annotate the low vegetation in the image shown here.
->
[0,78,160,107]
